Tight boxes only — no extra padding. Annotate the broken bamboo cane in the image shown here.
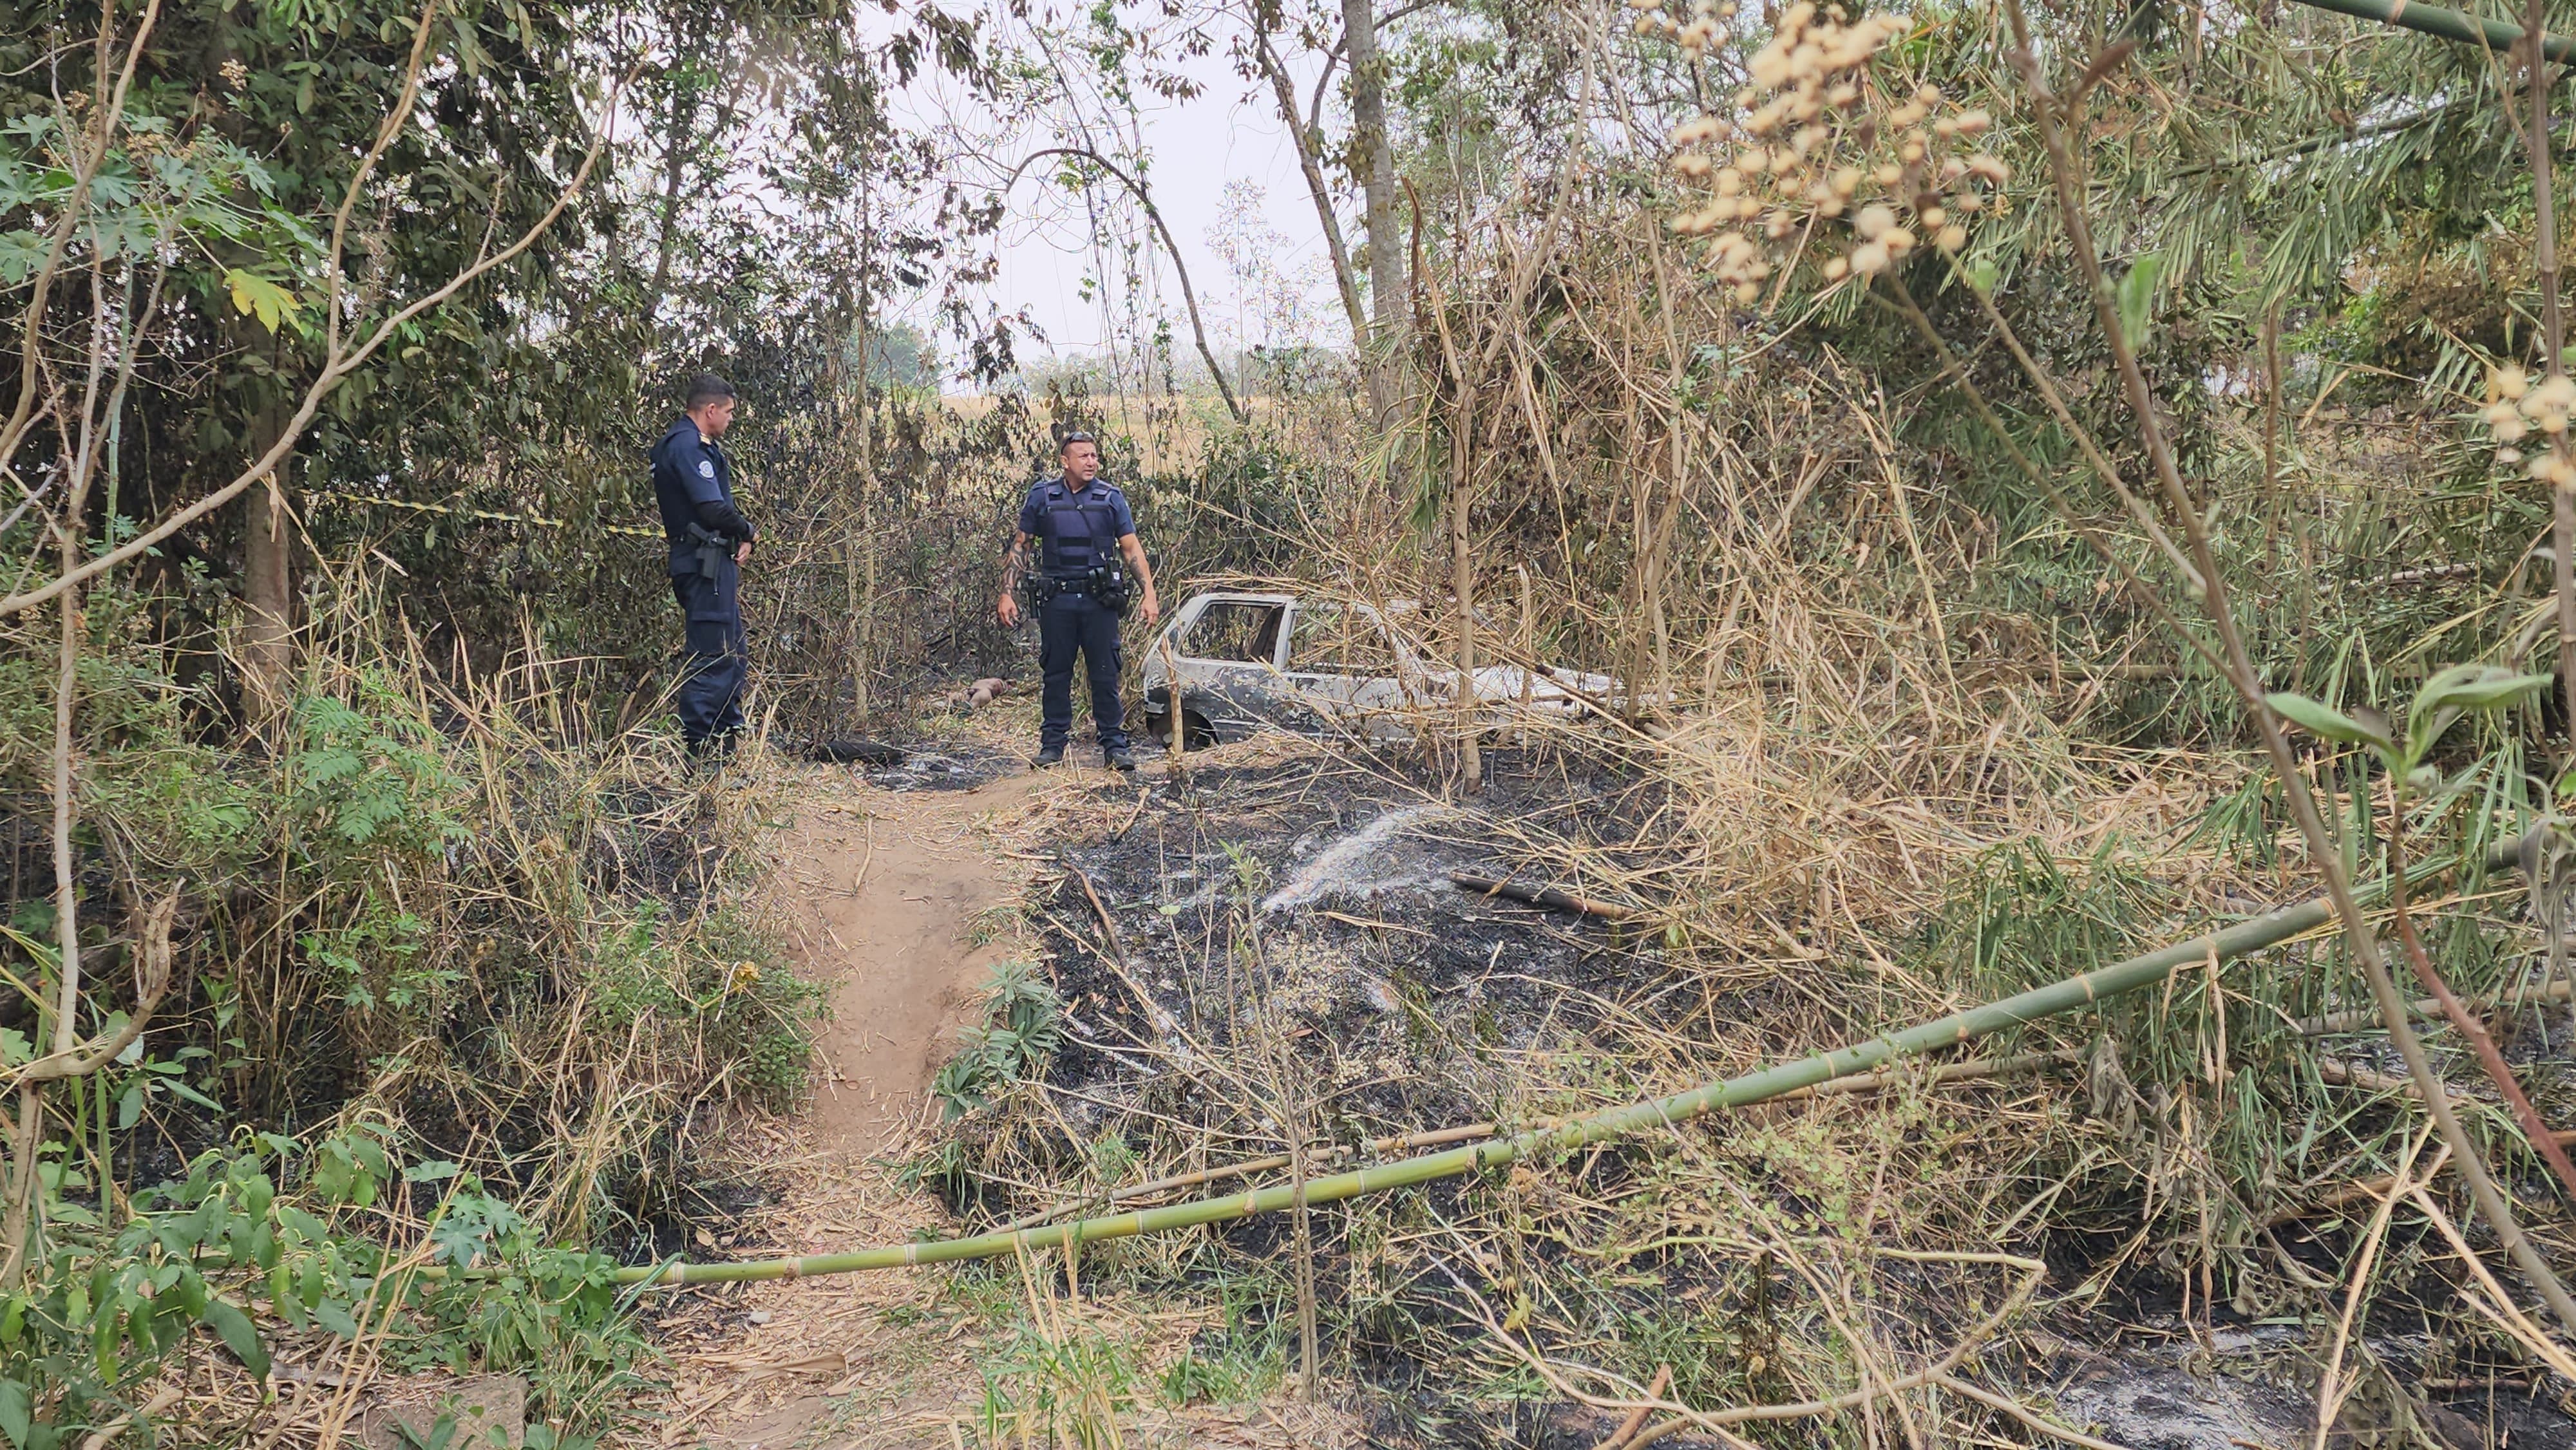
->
[594,887,2357,1286]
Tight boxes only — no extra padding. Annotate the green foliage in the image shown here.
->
[1927,839,2171,999]
[2115,252,2164,348]
[0,1127,636,1447]
[286,691,464,855]
[2271,663,2550,795]
[974,1315,1153,1450]
[931,961,1064,1120]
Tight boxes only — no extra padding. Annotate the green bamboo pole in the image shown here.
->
[2287,0,2576,64]
[599,889,2354,1287]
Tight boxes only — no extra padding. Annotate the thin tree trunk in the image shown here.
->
[1010,147,1246,422]
[644,71,699,324]
[2526,3,2576,755]
[851,190,876,722]
[240,377,294,713]
[1452,390,1480,793]
[1343,0,1403,428]
[1418,234,1481,792]
[1,527,82,1286]
[1256,32,1369,349]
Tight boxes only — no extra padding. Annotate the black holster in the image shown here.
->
[685,522,730,576]
[1086,563,1131,616]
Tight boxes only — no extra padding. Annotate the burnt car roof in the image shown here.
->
[1189,590,1299,606]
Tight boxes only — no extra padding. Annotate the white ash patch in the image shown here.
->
[1260,802,1458,913]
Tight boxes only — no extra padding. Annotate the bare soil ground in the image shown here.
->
[791,772,1034,1158]
[629,734,1366,1449]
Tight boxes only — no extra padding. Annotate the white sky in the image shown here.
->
[884,18,1352,377]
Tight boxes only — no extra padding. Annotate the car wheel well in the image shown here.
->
[1146,706,1220,751]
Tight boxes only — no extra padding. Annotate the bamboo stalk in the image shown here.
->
[580,887,2357,1286]
[2295,975,2574,1035]
[1776,1048,2079,1103]
[2287,0,2576,62]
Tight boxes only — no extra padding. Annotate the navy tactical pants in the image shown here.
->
[1039,590,1126,751]
[671,561,747,749]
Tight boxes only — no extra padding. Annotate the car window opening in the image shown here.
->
[1181,601,1285,664]
[1290,603,1398,675]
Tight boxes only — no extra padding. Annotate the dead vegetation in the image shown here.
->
[10,0,2576,1446]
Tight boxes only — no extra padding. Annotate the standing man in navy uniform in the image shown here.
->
[652,374,754,755]
[997,431,1160,769]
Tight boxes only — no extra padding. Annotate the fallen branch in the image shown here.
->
[1450,871,1649,923]
[999,1047,2084,1233]
[1775,1048,2080,1103]
[2295,975,2573,1036]
[990,1116,1559,1234]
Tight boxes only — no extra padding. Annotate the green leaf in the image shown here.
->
[117,1082,144,1131]
[315,1298,361,1338]
[2264,692,2387,746]
[2116,252,2163,346]
[0,1378,27,1450]
[242,1171,274,1219]
[402,1160,460,1185]
[2413,664,2551,717]
[1966,256,1999,294]
[161,1078,222,1111]
[222,268,300,334]
[200,1297,269,1380]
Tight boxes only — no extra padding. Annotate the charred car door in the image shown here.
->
[1282,600,1423,739]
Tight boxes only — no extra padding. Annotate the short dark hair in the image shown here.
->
[685,373,737,410]
[1058,429,1096,453]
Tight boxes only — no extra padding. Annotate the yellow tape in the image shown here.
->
[312,494,665,538]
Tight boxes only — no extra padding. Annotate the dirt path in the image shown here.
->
[639,765,1047,1450]
[639,754,1352,1450]
[784,772,1037,1158]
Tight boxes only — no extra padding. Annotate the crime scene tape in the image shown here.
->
[312,489,664,539]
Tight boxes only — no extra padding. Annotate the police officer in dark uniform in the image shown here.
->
[651,374,754,754]
[997,431,1160,769]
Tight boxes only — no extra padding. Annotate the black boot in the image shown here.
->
[1104,745,1136,772]
[1032,743,1065,767]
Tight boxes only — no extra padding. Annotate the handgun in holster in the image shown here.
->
[685,521,730,577]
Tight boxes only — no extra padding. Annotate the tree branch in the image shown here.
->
[0,56,630,620]
[1003,145,1247,422]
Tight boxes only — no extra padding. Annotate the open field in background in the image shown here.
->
[937,391,1318,474]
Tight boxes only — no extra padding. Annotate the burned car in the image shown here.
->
[1139,589,1627,748]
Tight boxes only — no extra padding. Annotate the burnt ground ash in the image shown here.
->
[1028,743,1676,1153]
[947,740,1899,1447]
[942,738,2576,1449]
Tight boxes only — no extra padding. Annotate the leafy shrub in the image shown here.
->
[1,1127,635,1449]
[931,961,1064,1119]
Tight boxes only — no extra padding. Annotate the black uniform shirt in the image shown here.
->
[650,415,752,574]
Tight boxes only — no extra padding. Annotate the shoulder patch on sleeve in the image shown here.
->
[697,459,716,478]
